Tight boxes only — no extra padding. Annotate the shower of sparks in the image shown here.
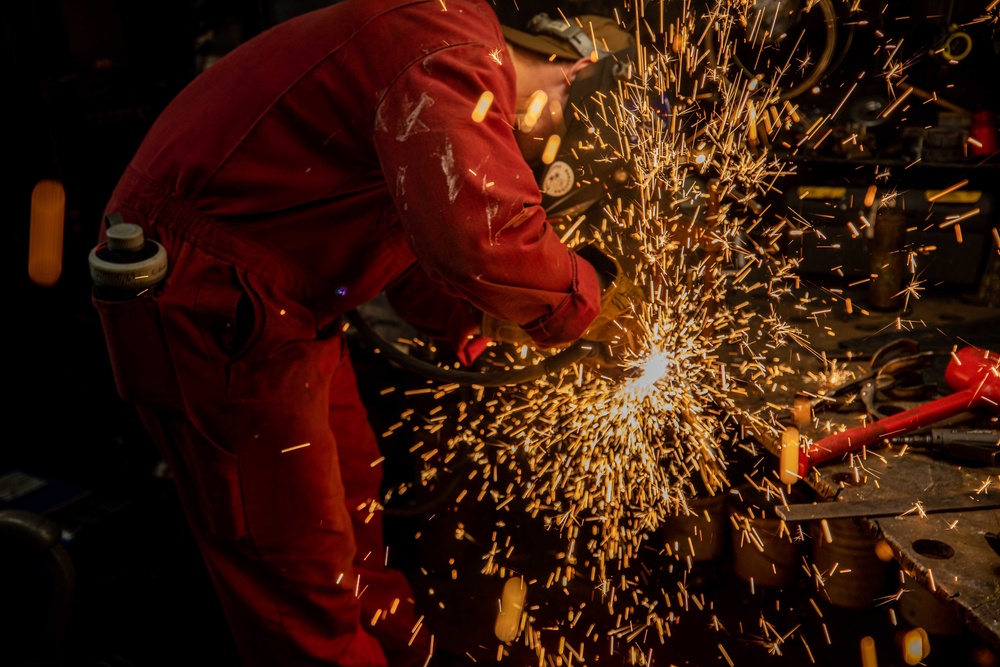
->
[372,1,1000,664]
[423,0,816,656]
[975,476,993,494]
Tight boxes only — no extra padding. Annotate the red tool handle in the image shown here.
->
[798,388,980,476]
[798,346,999,477]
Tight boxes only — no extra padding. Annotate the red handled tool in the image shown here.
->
[794,346,1000,479]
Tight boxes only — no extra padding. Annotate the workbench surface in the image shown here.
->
[725,292,1000,652]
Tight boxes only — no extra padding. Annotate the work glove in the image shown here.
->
[480,245,646,367]
[447,301,493,366]
[479,314,534,348]
[575,244,646,367]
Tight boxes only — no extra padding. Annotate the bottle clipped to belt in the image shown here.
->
[88,212,168,300]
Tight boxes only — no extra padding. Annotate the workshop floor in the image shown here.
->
[23,437,1000,667]
[6,280,1000,667]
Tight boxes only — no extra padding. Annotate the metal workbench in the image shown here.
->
[725,291,1000,653]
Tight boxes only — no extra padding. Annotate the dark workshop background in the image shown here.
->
[4,1,999,666]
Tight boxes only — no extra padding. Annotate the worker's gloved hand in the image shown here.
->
[446,301,493,366]
[479,245,645,368]
[479,314,534,348]
[575,244,646,368]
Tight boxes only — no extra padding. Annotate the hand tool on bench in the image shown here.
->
[780,346,1000,483]
[890,428,999,466]
[775,494,1000,521]
[790,339,934,424]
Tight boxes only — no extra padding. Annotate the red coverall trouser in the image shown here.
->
[93,183,429,667]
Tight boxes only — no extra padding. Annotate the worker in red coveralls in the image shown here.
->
[91,1,639,665]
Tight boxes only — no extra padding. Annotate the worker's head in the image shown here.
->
[503,13,634,165]
[503,13,633,63]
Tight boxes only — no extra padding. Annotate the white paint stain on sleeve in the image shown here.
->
[438,138,461,203]
[374,103,388,133]
[396,167,407,209]
[482,175,500,245]
[397,93,434,142]
[485,200,500,245]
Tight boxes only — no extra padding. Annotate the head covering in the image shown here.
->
[502,13,634,61]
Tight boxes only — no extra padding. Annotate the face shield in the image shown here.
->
[537,47,641,220]
[502,12,642,220]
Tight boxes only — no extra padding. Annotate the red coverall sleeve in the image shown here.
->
[383,264,465,338]
[383,263,487,364]
[371,40,602,348]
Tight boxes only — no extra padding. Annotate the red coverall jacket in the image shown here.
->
[92,0,604,665]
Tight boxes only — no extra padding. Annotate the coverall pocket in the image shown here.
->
[92,291,181,406]
[196,265,264,364]
[160,411,249,541]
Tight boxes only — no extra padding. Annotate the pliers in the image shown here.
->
[799,339,937,419]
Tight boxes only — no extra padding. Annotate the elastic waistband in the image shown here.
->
[110,166,310,299]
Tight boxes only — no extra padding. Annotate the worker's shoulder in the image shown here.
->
[347,0,503,50]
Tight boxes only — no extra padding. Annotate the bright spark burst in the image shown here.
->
[432,0,810,655]
[376,1,1000,663]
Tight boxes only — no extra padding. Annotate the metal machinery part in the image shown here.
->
[937,0,973,63]
[0,510,76,661]
[704,0,842,101]
[776,494,1000,521]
